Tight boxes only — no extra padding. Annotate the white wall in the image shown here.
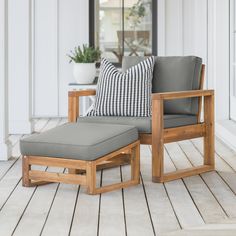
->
[0,0,12,160]
[207,0,230,121]
[158,0,230,121]
[32,0,89,117]
[158,0,207,63]
[8,0,33,134]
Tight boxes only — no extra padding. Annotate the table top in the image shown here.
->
[68,82,97,90]
[69,82,97,86]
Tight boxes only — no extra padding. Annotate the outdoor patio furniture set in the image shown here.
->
[20,56,215,195]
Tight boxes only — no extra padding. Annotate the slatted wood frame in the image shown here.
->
[68,64,215,183]
[22,140,140,194]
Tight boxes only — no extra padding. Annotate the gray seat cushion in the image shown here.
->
[20,123,138,161]
[122,56,202,115]
[79,115,197,133]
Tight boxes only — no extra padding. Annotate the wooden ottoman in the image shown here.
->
[20,123,140,194]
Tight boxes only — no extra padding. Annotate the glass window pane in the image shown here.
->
[124,0,152,57]
[95,0,123,63]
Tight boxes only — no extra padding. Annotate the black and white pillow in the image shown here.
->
[88,56,155,117]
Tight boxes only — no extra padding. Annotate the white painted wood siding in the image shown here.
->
[32,0,89,117]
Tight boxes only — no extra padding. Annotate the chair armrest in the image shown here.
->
[68,89,96,122]
[152,89,214,100]
[151,89,215,138]
[68,89,96,98]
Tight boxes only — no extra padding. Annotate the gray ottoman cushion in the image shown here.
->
[20,123,138,161]
[79,114,197,133]
[122,56,202,115]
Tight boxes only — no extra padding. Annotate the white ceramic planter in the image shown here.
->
[73,63,96,84]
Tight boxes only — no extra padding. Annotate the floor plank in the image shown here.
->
[12,167,63,236]
[33,118,49,133]
[122,164,154,236]
[189,139,236,218]
[70,171,101,236]
[162,228,236,236]
[99,167,126,236]
[215,138,236,172]
[0,157,18,181]
[163,146,205,228]
[185,139,236,195]
[141,145,181,234]
[167,141,228,223]
[0,164,45,236]
[0,158,24,211]
[40,183,78,236]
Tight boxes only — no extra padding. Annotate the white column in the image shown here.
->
[0,0,12,160]
[8,0,33,134]
[207,0,230,121]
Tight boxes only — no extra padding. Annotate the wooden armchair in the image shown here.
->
[68,56,215,183]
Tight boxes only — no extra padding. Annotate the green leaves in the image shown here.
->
[126,0,150,29]
[68,45,101,63]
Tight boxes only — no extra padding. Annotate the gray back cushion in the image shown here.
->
[122,56,202,115]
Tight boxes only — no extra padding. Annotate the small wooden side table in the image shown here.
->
[68,83,97,116]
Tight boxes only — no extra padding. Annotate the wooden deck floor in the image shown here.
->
[1,118,236,236]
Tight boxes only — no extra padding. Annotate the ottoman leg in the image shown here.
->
[89,141,140,195]
[86,162,97,195]
[22,156,31,187]
[131,143,140,184]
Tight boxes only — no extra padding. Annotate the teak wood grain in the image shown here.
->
[139,124,206,145]
[204,93,215,167]
[28,156,87,169]
[22,141,140,195]
[68,89,96,122]
[68,64,215,183]
[152,89,214,100]
[152,99,164,182]
[197,64,205,122]
[149,89,215,183]
[29,170,87,185]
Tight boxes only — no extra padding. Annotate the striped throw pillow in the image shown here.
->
[88,56,155,117]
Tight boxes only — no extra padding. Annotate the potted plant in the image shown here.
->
[126,0,147,30]
[68,45,101,84]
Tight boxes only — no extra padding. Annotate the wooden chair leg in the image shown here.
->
[204,94,215,168]
[152,99,164,183]
[86,162,96,195]
[150,94,215,183]
[22,156,31,187]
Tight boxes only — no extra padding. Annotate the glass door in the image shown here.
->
[230,0,236,121]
